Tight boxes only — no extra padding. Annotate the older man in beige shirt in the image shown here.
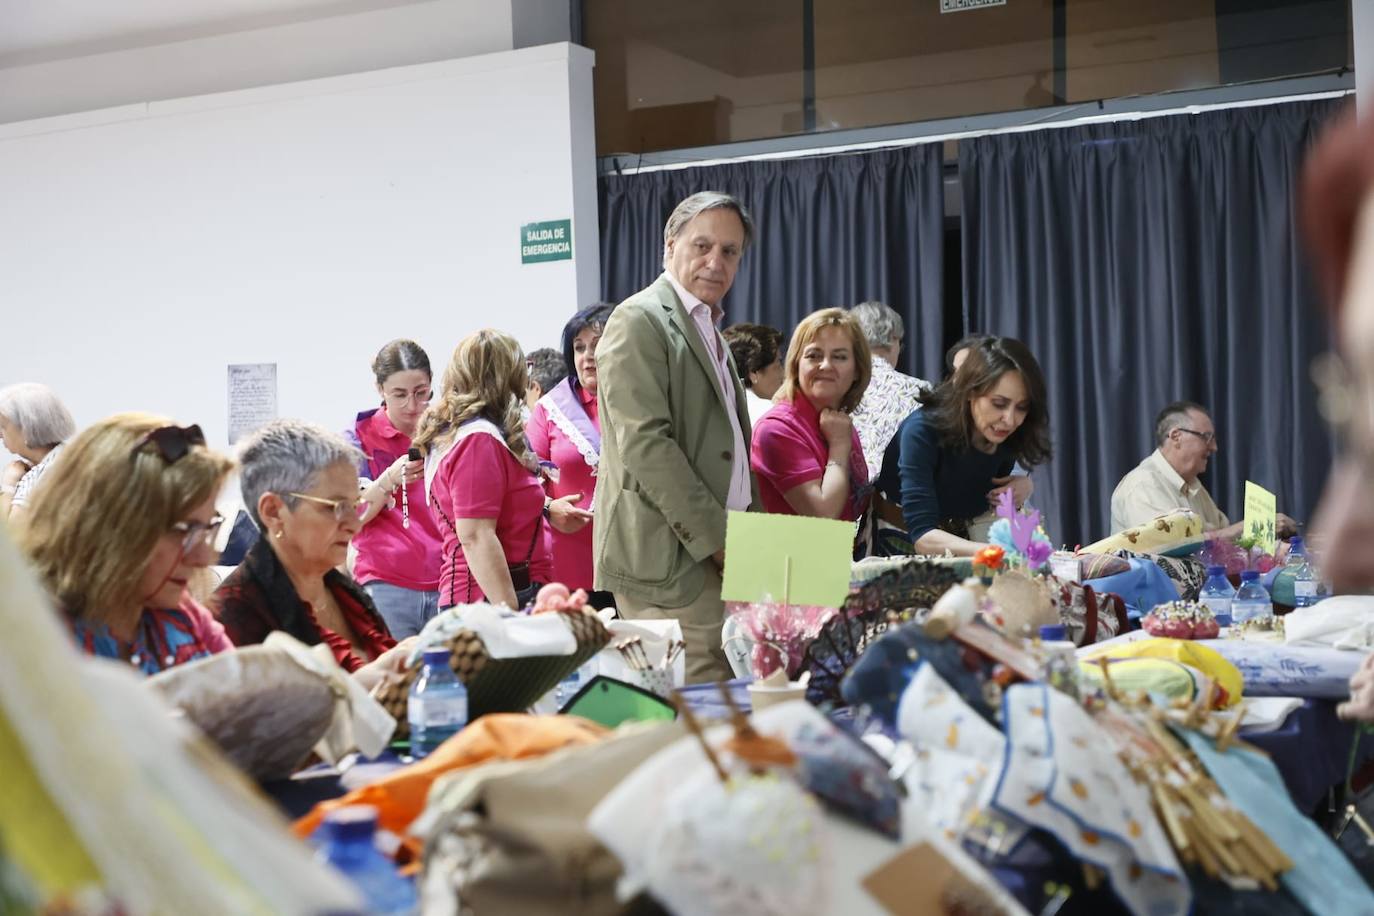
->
[1110,401,1297,538]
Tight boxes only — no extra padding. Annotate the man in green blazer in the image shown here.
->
[593,191,759,683]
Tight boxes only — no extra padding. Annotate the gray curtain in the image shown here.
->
[599,145,947,379]
[959,98,1343,547]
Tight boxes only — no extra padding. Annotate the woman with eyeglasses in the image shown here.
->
[345,339,444,638]
[415,330,553,610]
[525,304,612,602]
[20,414,234,673]
[211,419,398,672]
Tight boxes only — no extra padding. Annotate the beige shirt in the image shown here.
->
[1110,449,1229,534]
[665,272,752,512]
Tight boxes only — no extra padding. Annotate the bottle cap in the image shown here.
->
[423,648,451,666]
[1206,564,1225,577]
[1290,536,1304,550]
[322,805,378,842]
[1215,614,1232,627]
[1240,570,1259,582]
[1038,624,1067,642]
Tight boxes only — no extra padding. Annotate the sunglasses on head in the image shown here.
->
[131,424,206,464]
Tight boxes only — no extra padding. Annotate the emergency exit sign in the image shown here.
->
[521,219,573,264]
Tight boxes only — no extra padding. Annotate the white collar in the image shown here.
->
[1148,448,1200,498]
[665,271,721,323]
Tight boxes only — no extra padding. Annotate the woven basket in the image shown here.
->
[374,609,610,737]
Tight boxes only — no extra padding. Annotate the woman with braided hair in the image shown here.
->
[415,330,558,610]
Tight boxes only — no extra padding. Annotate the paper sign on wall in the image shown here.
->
[720,511,853,609]
[227,363,277,445]
[1243,480,1277,553]
[520,219,573,264]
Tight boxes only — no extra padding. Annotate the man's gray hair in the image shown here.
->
[849,301,904,349]
[1154,400,1210,447]
[237,419,364,526]
[663,191,755,253]
[0,382,76,448]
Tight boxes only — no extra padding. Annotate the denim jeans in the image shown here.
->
[363,581,441,639]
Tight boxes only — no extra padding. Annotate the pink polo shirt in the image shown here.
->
[750,394,869,521]
[527,383,599,590]
[429,431,552,608]
[350,408,443,591]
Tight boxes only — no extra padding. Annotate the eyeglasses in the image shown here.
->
[1175,428,1217,445]
[132,424,206,463]
[384,388,432,407]
[287,492,363,522]
[171,513,224,554]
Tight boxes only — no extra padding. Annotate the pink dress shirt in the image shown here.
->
[664,272,752,512]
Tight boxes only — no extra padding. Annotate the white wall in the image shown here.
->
[0,0,530,125]
[0,41,600,451]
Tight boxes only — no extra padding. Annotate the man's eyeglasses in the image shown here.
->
[1176,428,1217,445]
[171,513,224,554]
[287,492,363,522]
[132,424,206,463]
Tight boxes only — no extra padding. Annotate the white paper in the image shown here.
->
[227,363,277,445]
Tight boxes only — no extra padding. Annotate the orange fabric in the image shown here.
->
[293,714,608,847]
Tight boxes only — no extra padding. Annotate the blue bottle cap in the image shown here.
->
[1206,565,1225,577]
[322,805,378,841]
[1215,614,1232,627]
[423,648,451,666]
[1039,624,1067,641]
[1240,570,1259,582]
[1290,536,1304,550]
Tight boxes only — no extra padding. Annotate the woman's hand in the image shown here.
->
[1339,652,1374,723]
[987,474,1033,509]
[2,459,28,492]
[548,493,594,534]
[352,636,419,690]
[818,408,853,455]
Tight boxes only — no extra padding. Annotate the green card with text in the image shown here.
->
[720,511,854,608]
[1243,480,1277,554]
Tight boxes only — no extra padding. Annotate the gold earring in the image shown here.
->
[274,529,283,540]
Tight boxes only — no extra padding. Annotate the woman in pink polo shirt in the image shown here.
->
[415,330,555,610]
[750,308,873,523]
[526,303,611,605]
[348,340,444,638]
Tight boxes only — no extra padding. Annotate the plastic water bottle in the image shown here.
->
[1232,570,1272,624]
[407,648,467,758]
[1288,537,1319,608]
[554,663,588,706]
[1198,565,1236,622]
[316,806,418,915]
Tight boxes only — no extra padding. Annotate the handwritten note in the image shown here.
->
[1243,480,1277,554]
[720,511,854,608]
[227,363,277,445]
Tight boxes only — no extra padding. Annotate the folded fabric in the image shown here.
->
[1076,657,1204,704]
[790,716,903,840]
[1083,558,1182,618]
[412,604,577,661]
[895,662,1020,847]
[1283,596,1374,649]
[414,721,682,916]
[993,684,1190,916]
[1083,509,1205,556]
[1079,638,1243,707]
[293,714,607,859]
[263,631,396,761]
[148,642,337,781]
[1182,729,1374,915]
[1193,639,1364,699]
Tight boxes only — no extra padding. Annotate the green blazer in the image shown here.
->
[593,273,758,607]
